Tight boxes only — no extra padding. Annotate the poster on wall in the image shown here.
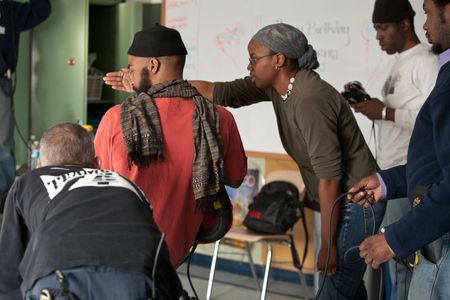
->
[226,168,260,226]
[226,157,265,227]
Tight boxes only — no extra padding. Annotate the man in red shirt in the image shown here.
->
[95,25,247,267]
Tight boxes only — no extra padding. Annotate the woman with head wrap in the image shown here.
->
[104,23,385,300]
[193,23,385,300]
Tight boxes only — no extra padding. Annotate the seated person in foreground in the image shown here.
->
[0,123,183,300]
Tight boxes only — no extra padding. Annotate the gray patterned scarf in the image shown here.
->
[120,80,227,209]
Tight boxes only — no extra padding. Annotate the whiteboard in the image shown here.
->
[165,0,427,154]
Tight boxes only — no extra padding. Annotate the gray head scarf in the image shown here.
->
[252,23,319,70]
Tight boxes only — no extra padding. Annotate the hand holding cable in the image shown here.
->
[347,173,394,267]
[359,232,395,269]
[347,174,384,207]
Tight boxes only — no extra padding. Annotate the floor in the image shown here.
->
[177,264,314,300]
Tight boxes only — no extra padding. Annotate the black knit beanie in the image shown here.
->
[128,24,188,57]
[372,0,416,23]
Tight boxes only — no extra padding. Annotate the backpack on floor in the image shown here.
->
[243,180,308,270]
[243,180,301,234]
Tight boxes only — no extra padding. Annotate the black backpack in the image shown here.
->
[243,181,302,234]
[243,180,309,270]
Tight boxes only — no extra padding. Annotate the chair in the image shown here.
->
[206,170,314,300]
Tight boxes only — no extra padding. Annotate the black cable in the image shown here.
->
[152,232,166,300]
[186,244,199,300]
[315,192,377,299]
[180,243,197,266]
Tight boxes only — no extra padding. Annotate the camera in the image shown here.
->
[341,81,371,104]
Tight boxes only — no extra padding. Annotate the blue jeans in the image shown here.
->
[25,267,155,300]
[382,197,412,300]
[408,233,450,300]
[0,78,15,197]
[317,201,386,300]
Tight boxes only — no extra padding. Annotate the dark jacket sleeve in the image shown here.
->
[213,77,272,108]
[0,182,27,300]
[378,165,408,200]
[14,0,51,32]
[384,92,450,259]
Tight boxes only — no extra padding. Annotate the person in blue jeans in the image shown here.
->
[0,0,51,202]
[189,24,387,299]
[349,1,450,299]
[0,123,183,300]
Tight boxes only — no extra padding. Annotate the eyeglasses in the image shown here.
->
[248,54,275,65]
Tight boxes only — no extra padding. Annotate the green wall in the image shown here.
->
[14,0,149,167]
[114,2,144,104]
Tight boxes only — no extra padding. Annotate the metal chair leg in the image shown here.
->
[261,242,272,300]
[206,240,221,300]
[244,241,261,292]
[297,270,311,300]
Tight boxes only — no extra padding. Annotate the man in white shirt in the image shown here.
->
[353,0,439,298]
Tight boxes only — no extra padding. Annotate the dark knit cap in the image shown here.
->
[372,0,416,23]
[128,24,188,57]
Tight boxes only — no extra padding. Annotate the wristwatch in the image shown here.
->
[381,106,387,120]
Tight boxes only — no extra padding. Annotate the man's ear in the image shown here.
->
[148,58,161,74]
[400,19,411,31]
